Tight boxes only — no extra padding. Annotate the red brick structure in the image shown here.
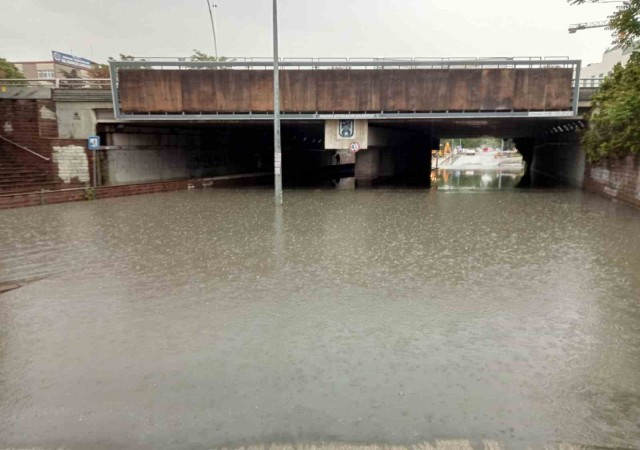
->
[0,173,271,210]
[0,98,92,190]
[584,154,640,208]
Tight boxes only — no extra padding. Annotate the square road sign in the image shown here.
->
[88,136,100,150]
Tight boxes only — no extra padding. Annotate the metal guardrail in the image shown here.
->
[2,77,602,89]
[127,55,571,63]
[108,58,578,71]
[575,78,605,88]
[0,134,50,161]
[0,78,111,89]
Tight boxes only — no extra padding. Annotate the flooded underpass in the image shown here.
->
[1,187,640,449]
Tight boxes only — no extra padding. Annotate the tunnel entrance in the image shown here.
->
[95,116,581,191]
[96,121,356,188]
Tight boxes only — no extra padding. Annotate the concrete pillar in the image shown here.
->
[324,120,368,150]
[514,137,536,188]
[355,147,380,186]
[324,120,367,188]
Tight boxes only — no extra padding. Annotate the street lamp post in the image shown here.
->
[273,0,283,205]
[206,0,219,59]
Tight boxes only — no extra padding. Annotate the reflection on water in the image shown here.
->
[434,168,526,190]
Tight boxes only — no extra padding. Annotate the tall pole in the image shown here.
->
[206,0,219,58]
[273,0,283,205]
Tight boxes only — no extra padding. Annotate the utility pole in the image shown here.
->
[206,0,219,58]
[273,0,283,205]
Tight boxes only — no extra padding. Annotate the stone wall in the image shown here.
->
[584,154,640,208]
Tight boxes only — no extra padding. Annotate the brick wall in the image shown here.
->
[0,99,88,184]
[584,154,640,208]
[0,173,272,210]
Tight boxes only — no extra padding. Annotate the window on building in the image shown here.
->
[37,70,55,79]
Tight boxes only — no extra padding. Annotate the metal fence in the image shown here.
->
[0,78,111,89]
[575,78,605,88]
[108,57,579,71]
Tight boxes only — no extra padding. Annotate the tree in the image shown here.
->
[108,54,135,62]
[88,64,110,78]
[582,52,640,161]
[190,49,228,62]
[0,58,25,79]
[59,68,79,79]
[570,0,640,161]
[106,54,138,71]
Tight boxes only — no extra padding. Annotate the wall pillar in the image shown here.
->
[324,120,367,188]
[531,132,585,187]
[355,147,380,186]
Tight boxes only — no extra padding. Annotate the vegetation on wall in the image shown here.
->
[190,49,228,62]
[570,0,640,161]
[582,52,640,161]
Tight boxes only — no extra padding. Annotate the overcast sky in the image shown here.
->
[1,0,618,65]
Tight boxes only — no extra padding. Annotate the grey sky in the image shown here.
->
[1,0,618,65]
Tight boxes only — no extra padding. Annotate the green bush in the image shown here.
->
[582,53,640,162]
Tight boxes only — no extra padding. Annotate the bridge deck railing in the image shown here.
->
[108,57,579,71]
[0,78,111,89]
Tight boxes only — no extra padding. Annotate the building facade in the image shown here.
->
[12,51,95,81]
[582,45,636,85]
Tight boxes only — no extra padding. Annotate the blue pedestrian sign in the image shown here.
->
[88,136,100,151]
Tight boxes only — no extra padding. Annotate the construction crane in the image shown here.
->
[568,20,610,33]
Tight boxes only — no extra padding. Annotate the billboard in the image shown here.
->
[52,51,93,70]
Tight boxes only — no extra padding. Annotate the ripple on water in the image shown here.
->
[0,188,639,449]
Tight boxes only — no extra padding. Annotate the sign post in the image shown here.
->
[88,136,100,188]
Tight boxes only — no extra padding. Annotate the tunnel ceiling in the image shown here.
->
[99,116,580,139]
[372,117,580,138]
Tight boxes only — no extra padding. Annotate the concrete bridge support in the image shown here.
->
[324,121,432,187]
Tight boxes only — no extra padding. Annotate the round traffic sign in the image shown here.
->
[349,142,360,153]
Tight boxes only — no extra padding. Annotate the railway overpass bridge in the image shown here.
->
[0,57,597,192]
[105,57,587,186]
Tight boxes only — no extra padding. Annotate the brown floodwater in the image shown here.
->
[0,188,639,449]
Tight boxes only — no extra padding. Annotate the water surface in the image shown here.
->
[1,188,639,449]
